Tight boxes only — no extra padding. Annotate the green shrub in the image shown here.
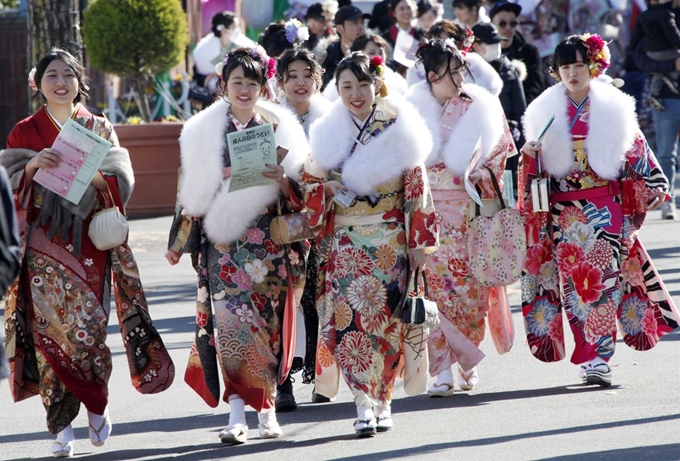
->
[83,0,189,121]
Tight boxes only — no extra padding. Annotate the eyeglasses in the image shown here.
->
[498,20,519,28]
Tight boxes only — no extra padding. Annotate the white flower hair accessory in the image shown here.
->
[284,18,310,47]
[28,67,38,91]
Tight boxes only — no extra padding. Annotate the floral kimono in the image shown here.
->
[169,98,308,411]
[3,105,173,434]
[407,81,515,374]
[298,96,438,406]
[519,80,679,364]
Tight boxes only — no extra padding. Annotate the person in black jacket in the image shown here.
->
[489,1,545,105]
[320,5,370,90]
[368,0,395,35]
[630,0,680,110]
[472,22,526,197]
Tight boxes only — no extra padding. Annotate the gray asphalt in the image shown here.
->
[2,210,680,461]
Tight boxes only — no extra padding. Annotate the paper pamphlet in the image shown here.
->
[227,123,277,192]
[393,29,419,68]
[464,137,484,207]
[33,118,112,205]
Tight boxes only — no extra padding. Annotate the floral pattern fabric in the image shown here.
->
[519,100,678,364]
[425,112,514,372]
[168,113,305,411]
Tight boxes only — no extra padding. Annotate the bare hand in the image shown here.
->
[648,191,667,211]
[324,180,348,198]
[262,164,287,183]
[409,248,428,271]
[521,141,542,159]
[27,148,61,171]
[165,250,182,266]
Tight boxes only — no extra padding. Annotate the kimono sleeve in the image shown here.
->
[474,124,514,199]
[404,164,438,251]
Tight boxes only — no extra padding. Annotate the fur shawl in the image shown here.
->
[0,146,134,255]
[308,95,433,196]
[406,81,506,176]
[178,98,308,245]
[277,93,331,136]
[523,80,638,180]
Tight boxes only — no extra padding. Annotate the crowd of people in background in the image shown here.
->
[2,0,680,458]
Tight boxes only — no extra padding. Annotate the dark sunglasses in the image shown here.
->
[498,20,519,28]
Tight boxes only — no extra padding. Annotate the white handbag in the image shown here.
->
[88,188,129,251]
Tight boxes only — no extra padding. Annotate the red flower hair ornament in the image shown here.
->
[369,55,384,76]
[580,33,610,78]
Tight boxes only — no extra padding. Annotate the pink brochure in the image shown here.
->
[33,118,111,205]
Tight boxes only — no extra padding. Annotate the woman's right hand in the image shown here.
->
[324,180,348,198]
[26,148,61,174]
[521,141,542,159]
[165,250,182,266]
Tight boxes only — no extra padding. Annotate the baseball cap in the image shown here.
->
[305,3,325,21]
[489,1,522,20]
[334,5,371,25]
[471,23,508,44]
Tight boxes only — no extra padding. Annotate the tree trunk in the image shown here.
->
[134,77,153,123]
[26,0,84,112]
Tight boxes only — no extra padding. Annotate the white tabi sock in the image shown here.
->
[228,394,247,427]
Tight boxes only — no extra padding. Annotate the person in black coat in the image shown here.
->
[489,1,545,105]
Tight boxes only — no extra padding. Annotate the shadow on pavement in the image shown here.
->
[533,443,680,461]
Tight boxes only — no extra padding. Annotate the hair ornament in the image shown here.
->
[580,33,610,78]
[369,55,384,76]
[28,67,38,91]
[284,18,310,47]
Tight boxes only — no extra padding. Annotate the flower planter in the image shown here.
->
[115,122,182,219]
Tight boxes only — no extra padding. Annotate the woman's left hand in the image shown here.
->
[409,248,427,271]
[262,164,287,183]
[647,190,667,211]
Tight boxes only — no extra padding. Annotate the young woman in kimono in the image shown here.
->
[520,34,679,387]
[273,48,332,410]
[297,52,439,437]
[2,48,173,458]
[165,46,308,444]
[406,38,515,396]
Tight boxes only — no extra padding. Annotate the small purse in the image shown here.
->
[400,268,440,329]
[88,187,129,251]
[270,210,319,245]
[466,167,526,287]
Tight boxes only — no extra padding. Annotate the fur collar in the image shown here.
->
[406,81,505,175]
[405,55,503,97]
[522,80,637,180]
[178,98,308,245]
[308,95,432,196]
[277,93,331,135]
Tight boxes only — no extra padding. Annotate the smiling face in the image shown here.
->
[282,59,315,106]
[558,50,591,98]
[394,0,415,27]
[362,40,387,63]
[223,65,262,115]
[338,68,376,121]
[39,59,79,109]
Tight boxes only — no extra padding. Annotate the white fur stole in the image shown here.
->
[406,80,506,176]
[308,95,433,196]
[178,98,308,245]
[522,80,638,180]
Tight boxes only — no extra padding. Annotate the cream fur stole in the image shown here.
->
[308,95,433,196]
[277,93,331,134]
[406,81,506,176]
[522,80,638,180]
[178,98,308,245]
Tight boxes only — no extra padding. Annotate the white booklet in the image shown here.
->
[227,123,277,192]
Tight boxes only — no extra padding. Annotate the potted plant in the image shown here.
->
[82,0,190,218]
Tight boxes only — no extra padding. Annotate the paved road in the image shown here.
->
[2,211,680,461]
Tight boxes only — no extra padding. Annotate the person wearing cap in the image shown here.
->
[304,2,336,51]
[490,1,545,105]
[318,5,371,89]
